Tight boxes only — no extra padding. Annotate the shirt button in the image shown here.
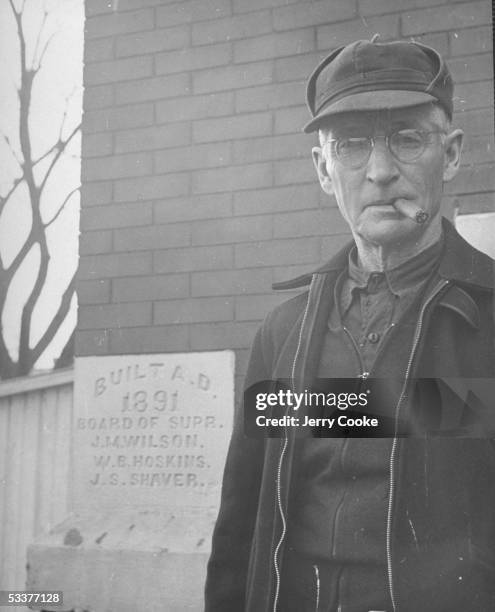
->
[367,332,380,344]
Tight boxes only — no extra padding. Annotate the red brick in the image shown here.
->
[189,321,259,350]
[117,0,175,9]
[115,122,190,154]
[156,43,232,75]
[154,244,233,273]
[115,74,190,105]
[193,62,273,95]
[156,92,234,123]
[235,81,305,113]
[81,201,153,231]
[85,37,114,63]
[153,193,232,224]
[233,184,321,215]
[82,153,152,181]
[455,108,494,137]
[115,26,190,57]
[317,15,400,51]
[450,26,493,56]
[274,105,310,134]
[234,29,315,64]
[112,274,190,302]
[235,293,292,321]
[82,132,113,158]
[233,0,299,12]
[84,84,114,110]
[109,325,189,353]
[401,2,491,35]
[156,0,231,27]
[193,112,272,143]
[84,56,152,85]
[79,302,152,330]
[273,208,349,238]
[457,82,493,113]
[448,54,494,83]
[359,0,447,15]
[321,233,353,259]
[84,103,154,133]
[114,173,189,202]
[77,279,111,305]
[233,133,312,164]
[191,268,273,296]
[86,9,154,39]
[273,0,355,31]
[79,252,152,280]
[154,297,234,325]
[192,162,273,194]
[460,134,495,166]
[272,263,318,283]
[454,192,495,214]
[85,0,113,16]
[274,157,316,186]
[192,11,272,46]
[405,32,449,58]
[79,230,113,255]
[81,181,113,207]
[75,330,109,356]
[154,142,231,173]
[114,223,191,252]
[445,163,495,195]
[235,237,320,268]
[275,52,322,82]
[192,215,272,245]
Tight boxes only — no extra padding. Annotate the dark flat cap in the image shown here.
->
[304,39,453,133]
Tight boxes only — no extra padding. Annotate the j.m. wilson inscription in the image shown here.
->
[73,352,234,514]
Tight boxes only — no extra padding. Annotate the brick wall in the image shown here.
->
[78,0,494,384]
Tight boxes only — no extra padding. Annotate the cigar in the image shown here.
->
[393,200,429,224]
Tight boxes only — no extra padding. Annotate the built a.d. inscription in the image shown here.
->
[73,352,234,513]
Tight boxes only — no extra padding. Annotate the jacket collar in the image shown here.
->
[273,218,494,292]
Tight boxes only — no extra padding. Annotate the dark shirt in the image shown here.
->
[283,237,444,612]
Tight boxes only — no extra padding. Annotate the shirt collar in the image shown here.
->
[346,234,444,296]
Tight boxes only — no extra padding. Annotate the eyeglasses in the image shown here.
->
[325,129,446,169]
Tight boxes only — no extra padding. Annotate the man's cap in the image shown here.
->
[303,38,454,133]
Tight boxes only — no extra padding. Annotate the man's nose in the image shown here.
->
[365,138,400,184]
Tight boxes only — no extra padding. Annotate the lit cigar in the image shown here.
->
[393,199,429,224]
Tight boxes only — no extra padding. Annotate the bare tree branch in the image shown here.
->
[30,270,76,367]
[38,123,81,193]
[44,187,79,228]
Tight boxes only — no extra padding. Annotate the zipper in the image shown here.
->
[385,279,449,611]
[272,276,314,612]
[313,564,320,612]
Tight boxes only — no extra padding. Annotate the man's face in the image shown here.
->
[312,105,463,248]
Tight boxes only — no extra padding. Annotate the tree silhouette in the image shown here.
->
[0,0,81,379]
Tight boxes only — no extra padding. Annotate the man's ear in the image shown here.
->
[312,146,334,195]
[443,128,464,182]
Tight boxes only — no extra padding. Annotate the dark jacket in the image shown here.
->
[205,220,495,612]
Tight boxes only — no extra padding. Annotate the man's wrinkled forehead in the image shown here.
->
[320,104,444,136]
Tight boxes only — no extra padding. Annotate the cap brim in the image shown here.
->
[303,90,438,133]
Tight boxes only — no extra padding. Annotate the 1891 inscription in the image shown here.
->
[73,353,234,513]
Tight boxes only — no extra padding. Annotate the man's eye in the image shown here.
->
[395,130,423,148]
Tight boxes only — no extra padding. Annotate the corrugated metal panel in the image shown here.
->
[0,370,73,612]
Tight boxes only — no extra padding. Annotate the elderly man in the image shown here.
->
[205,39,495,612]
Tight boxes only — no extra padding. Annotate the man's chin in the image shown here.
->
[355,217,421,247]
